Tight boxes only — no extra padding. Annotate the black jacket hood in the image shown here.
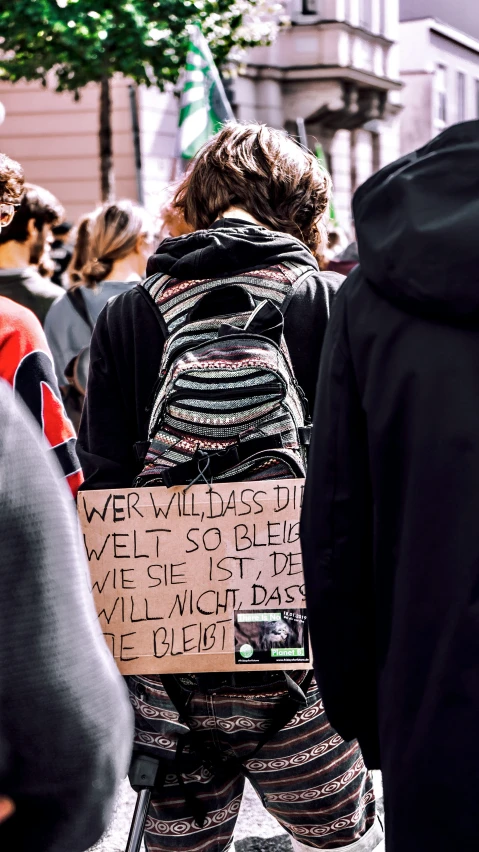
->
[353,120,479,322]
[146,219,318,280]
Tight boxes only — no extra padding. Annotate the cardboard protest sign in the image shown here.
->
[78,479,311,674]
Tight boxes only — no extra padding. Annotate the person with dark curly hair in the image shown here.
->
[0,155,81,491]
[0,181,65,324]
[78,123,383,852]
[0,152,24,209]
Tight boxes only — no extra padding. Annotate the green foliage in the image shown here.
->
[0,0,280,93]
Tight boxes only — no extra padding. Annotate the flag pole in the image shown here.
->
[296,117,308,150]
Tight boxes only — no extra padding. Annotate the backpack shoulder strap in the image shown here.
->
[136,282,170,339]
[279,262,318,316]
[66,287,94,331]
[142,264,318,336]
[141,272,172,305]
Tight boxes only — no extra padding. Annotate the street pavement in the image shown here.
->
[90,778,289,852]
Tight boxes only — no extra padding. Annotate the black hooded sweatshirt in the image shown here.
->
[78,220,340,489]
[301,120,479,852]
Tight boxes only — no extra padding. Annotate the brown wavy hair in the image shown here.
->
[173,123,332,260]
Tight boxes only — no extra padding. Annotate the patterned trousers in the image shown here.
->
[126,672,382,852]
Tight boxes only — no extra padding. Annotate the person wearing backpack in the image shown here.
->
[78,123,383,852]
[44,200,155,429]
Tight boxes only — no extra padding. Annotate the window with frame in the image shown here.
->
[457,71,466,122]
[301,0,318,14]
[436,64,447,125]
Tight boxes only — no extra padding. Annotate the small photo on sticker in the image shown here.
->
[233,609,310,664]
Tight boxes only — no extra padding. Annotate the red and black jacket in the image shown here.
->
[0,296,82,497]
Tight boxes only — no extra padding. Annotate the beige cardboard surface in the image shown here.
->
[79,479,311,674]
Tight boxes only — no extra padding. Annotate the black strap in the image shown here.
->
[219,299,284,346]
[189,285,255,323]
[298,425,312,446]
[280,267,317,316]
[160,674,208,826]
[161,434,284,488]
[247,670,314,760]
[157,670,315,821]
[136,282,170,339]
[134,440,151,465]
[163,669,314,759]
[175,738,209,827]
[160,674,192,723]
[66,288,94,331]
[238,669,314,806]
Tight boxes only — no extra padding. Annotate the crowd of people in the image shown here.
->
[0,117,477,852]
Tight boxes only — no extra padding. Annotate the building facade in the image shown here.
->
[0,0,402,230]
[400,0,479,42]
[399,18,479,155]
[0,76,178,223]
[234,0,402,229]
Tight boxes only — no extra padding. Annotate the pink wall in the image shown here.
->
[0,77,138,224]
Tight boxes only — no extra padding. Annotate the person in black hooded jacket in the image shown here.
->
[301,119,479,852]
[78,124,384,852]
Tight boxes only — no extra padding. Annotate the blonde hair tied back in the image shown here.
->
[81,199,153,288]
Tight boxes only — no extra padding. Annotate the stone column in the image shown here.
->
[256,79,284,128]
[371,0,381,35]
[382,0,399,41]
[346,0,360,28]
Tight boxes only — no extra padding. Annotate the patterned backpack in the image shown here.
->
[134,262,315,488]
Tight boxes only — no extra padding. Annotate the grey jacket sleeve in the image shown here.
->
[44,294,91,385]
[0,380,133,852]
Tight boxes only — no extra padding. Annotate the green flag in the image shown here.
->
[315,143,339,227]
[178,25,235,161]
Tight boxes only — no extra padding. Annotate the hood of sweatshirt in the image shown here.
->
[146,219,319,280]
[353,120,479,323]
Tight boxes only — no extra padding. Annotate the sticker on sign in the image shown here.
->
[234,609,309,665]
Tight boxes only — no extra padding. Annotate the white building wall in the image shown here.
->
[429,32,479,126]
[379,117,401,166]
[329,130,352,227]
[400,19,431,73]
[0,5,405,233]
[355,129,374,185]
[399,19,479,155]
[235,2,402,234]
